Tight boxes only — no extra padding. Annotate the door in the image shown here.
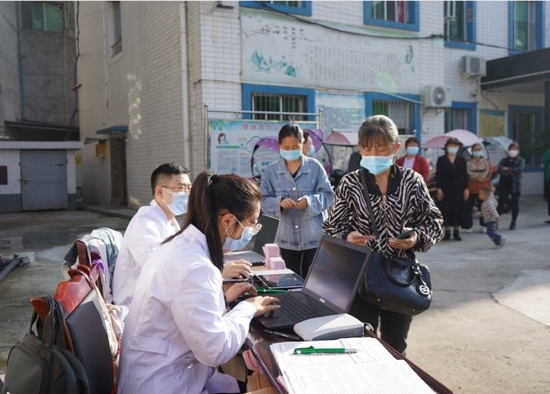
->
[20,150,68,211]
[110,139,127,205]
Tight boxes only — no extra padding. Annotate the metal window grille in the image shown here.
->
[373,100,413,135]
[371,1,408,23]
[252,94,306,121]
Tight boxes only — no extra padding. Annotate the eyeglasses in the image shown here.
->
[163,185,192,193]
[234,216,262,235]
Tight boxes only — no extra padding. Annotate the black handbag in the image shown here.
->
[358,169,432,316]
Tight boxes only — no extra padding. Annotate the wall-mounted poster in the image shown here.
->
[479,110,506,138]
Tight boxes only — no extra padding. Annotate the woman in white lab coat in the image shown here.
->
[117,171,281,394]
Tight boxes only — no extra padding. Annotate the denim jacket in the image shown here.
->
[260,156,334,251]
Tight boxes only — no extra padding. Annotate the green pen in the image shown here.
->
[256,288,287,293]
[293,346,358,354]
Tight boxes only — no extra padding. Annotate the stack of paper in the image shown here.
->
[270,338,435,394]
[263,243,285,269]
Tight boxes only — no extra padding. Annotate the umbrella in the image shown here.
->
[483,136,514,152]
[423,129,484,148]
[323,131,358,146]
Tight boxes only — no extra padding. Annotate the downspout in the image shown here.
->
[15,2,25,120]
[180,2,192,173]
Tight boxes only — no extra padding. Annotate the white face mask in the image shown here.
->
[163,189,189,216]
[508,149,519,158]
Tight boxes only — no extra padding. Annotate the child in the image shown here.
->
[473,187,506,249]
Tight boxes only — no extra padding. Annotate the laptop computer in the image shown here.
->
[223,214,280,266]
[255,235,371,330]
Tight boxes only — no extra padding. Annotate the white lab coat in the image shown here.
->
[112,200,180,308]
[117,225,256,394]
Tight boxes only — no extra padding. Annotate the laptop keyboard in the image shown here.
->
[275,293,326,321]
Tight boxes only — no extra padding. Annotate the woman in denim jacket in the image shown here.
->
[260,124,334,277]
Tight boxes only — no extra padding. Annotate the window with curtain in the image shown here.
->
[371,1,408,23]
[252,93,307,121]
[21,2,64,33]
[444,108,470,133]
[372,100,413,135]
[445,1,466,41]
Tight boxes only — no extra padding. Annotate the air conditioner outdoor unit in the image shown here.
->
[423,86,452,108]
[461,55,487,77]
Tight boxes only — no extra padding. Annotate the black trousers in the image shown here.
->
[497,191,520,222]
[349,295,413,355]
[280,248,317,278]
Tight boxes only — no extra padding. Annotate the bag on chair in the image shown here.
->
[2,296,89,394]
[358,169,432,316]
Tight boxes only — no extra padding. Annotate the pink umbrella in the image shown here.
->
[423,129,483,148]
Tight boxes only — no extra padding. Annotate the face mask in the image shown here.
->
[406,146,419,156]
[280,149,302,161]
[360,155,393,175]
[164,190,189,216]
[472,151,483,158]
[447,147,459,155]
[307,145,315,157]
[508,149,519,158]
[223,217,257,251]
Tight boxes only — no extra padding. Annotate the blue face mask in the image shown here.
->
[223,216,260,251]
[447,147,459,154]
[406,146,419,156]
[472,151,483,158]
[360,155,394,175]
[280,149,302,161]
[164,190,189,216]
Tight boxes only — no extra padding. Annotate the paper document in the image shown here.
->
[270,338,435,394]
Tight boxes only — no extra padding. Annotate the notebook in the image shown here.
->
[223,214,280,266]
[255,235,371,330]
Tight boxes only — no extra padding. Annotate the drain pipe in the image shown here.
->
[15,2,25,119]
[179,2,192,173]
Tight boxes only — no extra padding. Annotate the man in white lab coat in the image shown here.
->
[112,163,191,308]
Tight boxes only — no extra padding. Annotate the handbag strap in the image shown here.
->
[359,169,380,238]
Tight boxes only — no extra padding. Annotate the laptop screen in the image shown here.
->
[302,235,371,312]
[252,214,280,255]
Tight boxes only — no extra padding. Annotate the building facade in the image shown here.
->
[76,1,549,208]
[0,1,81,212]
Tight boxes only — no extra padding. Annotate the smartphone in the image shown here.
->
[396,229,416,239]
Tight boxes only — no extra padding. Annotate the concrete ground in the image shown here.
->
[0,197,549,393]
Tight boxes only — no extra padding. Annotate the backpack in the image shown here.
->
[2,296,89,394]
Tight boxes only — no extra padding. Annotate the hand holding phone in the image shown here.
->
[396,229,416,239]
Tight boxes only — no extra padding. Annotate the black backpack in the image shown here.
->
[2,296,89,394]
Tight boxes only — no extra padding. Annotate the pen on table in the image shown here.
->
[264,330,302,341]
[256,288,287,293]
[293,346,358,354]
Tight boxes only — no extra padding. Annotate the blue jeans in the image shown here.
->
[485,221,502,245]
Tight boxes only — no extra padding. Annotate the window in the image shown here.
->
[508,106,544,167]
[363,1,419,32]
[366,93,421,136]
[110,1,122,57]
[242,84,315,121]
[444,1,476,50]
[240,1,312,17]
[509,1,545,53]
[21,2,64,33]
[444,102,476,133]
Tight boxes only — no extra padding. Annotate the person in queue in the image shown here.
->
[465,143,492,233]
[323,115,443,354]
[497,142,525,230]
[117,171,280,394]
[260,124,334,278]
[302,130,315,157]
[435,138,469,241]
[395,136,430,182]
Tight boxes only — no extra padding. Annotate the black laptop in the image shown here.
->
[255,235,371,330]
[223,214,280,266]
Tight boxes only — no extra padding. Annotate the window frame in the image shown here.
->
[507,105,544,171]
[444,101,477,134]
[444,1,476,50]
[240,1,312,17]
[365,92,422,141]
[508,1,545,54]
[363,1,420,32]
[242,84,315,121]
[21,1,65,33]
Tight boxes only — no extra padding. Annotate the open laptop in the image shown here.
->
[255,235,371,330]
[223,214,280,266]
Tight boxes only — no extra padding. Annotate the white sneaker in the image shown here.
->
[493,238,506,250]
[479,226,486,234]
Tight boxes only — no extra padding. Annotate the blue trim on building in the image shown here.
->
[96,125,128,135]
[363,1,419,32]
[507,105,544,171]
[444,1,476,50]
[451,101,477,133]
[240,1,312,16]
[241,84,316,120]
[365,92,422,143]
[508,1,545,55]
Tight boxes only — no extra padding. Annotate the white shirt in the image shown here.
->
[112,200,180,308]
[117,225,256,394]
